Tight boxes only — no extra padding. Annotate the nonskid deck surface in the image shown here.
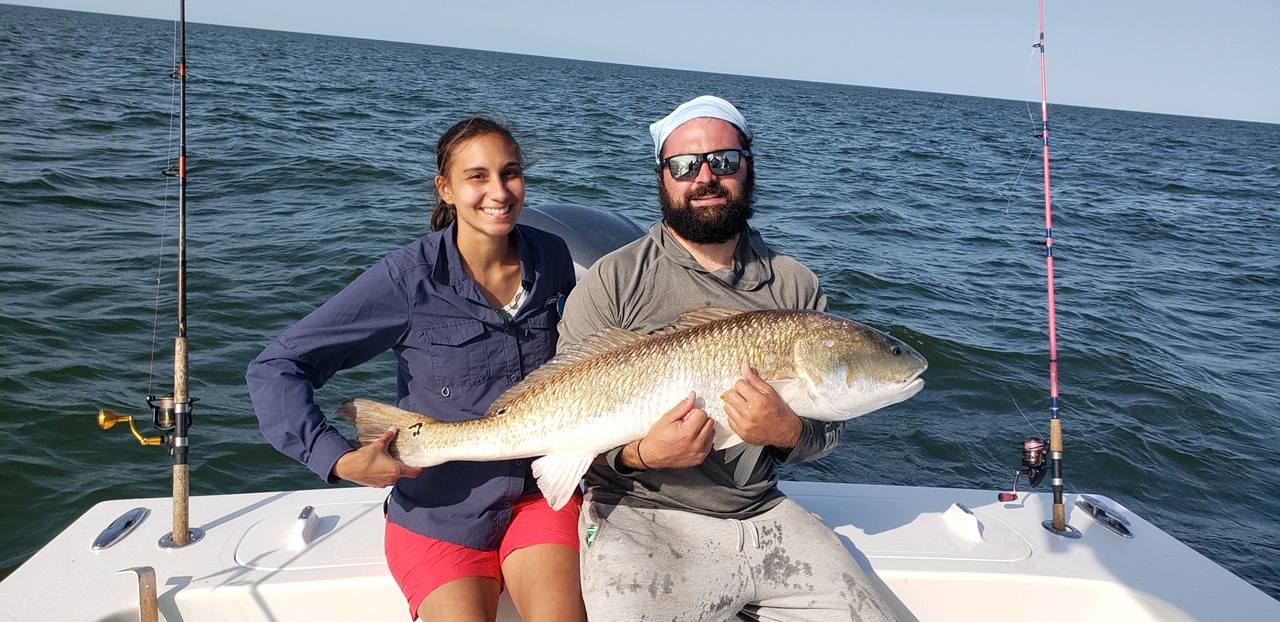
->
[2,482,1276,621]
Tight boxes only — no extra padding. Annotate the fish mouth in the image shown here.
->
[894,363,927,399]
[899,367,927,385]
[897,376,926,400]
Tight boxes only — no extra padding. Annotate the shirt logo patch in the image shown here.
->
[546,293,567,318]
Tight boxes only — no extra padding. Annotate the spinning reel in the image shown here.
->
[997,437,1047,502]
[98,394,195,456]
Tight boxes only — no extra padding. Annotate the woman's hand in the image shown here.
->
[332,426,423,487]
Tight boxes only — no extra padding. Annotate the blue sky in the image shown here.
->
[9,0,1279,124]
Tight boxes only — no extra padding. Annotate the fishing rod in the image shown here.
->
[998,0,1077,538]
[1033,0,1072,537]
[97,0,202,549]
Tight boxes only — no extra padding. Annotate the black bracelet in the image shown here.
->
[635,439,652,470]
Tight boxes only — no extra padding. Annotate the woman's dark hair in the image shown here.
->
[431,116,524,232]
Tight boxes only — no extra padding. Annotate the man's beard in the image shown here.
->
[659,172,755,245]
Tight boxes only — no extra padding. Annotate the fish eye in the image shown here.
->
[891,346,902,356]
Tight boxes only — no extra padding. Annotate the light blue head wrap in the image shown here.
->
[649,95,750,163]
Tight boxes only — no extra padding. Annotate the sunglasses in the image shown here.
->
[659,148,751,180]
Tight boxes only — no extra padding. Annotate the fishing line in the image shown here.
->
[1005,387,1046,439]
[996,23,1052,444]
[148,10,183,396]
[998,46,1049,216]
[999,39,1051,438]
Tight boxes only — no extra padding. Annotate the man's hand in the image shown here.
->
[332,426,423,487]
[622,392,716,470]
[723,360,803,450]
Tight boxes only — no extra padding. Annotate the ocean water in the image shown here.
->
[2,4,1278,601]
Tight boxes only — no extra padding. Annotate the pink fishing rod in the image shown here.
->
[1036,0,1070,535]
[997,1,1076,538]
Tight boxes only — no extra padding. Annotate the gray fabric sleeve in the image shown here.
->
[781,418,844,464]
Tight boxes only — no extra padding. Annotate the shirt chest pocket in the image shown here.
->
[422,321,490,388]
[522,309,557,361]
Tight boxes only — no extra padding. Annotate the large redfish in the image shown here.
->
[338,307,927,509]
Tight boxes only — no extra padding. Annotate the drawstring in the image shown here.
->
[731,518,761,552]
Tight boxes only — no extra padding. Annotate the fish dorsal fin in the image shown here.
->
[651,307,746,337]
[488,326,648,415]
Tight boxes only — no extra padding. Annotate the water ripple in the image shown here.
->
[2,3,1279,597]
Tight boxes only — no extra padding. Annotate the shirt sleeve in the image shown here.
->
[246,259,410,482]
[780,418,844,464]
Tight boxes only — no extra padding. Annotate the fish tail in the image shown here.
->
[336,398,441,465]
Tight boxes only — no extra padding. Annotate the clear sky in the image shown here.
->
[8,0,1279,124]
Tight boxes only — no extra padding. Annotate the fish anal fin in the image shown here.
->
[530,455,592,511]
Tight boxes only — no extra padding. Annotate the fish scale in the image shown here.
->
[339,307,927,509]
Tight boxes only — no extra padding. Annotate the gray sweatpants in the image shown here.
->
[579,498,898,622]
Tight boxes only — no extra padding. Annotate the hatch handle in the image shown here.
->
[287,505,320,550]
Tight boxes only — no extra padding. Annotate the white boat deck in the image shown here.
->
[2,481,1275,621]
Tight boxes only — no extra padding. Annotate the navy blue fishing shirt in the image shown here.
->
[246,222,575,549]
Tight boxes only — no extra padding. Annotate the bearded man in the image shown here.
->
[556,95,898,622]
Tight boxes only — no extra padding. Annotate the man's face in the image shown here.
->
[657,118,755,245]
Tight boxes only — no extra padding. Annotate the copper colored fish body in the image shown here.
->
[338,307,927,509]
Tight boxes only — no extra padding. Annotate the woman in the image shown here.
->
[246,117,584,622]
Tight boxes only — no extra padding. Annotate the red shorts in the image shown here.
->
[383,491,581,617]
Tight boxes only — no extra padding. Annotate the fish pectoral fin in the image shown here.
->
[530,455,592,511]
[768,378,808,405]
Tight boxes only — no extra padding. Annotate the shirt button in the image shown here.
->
[515,460,524,466]
[509,374,519,382]
[502,501,512,508]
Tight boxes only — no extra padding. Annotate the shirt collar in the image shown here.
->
[435,222,532,287]
[649,220,773,290]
